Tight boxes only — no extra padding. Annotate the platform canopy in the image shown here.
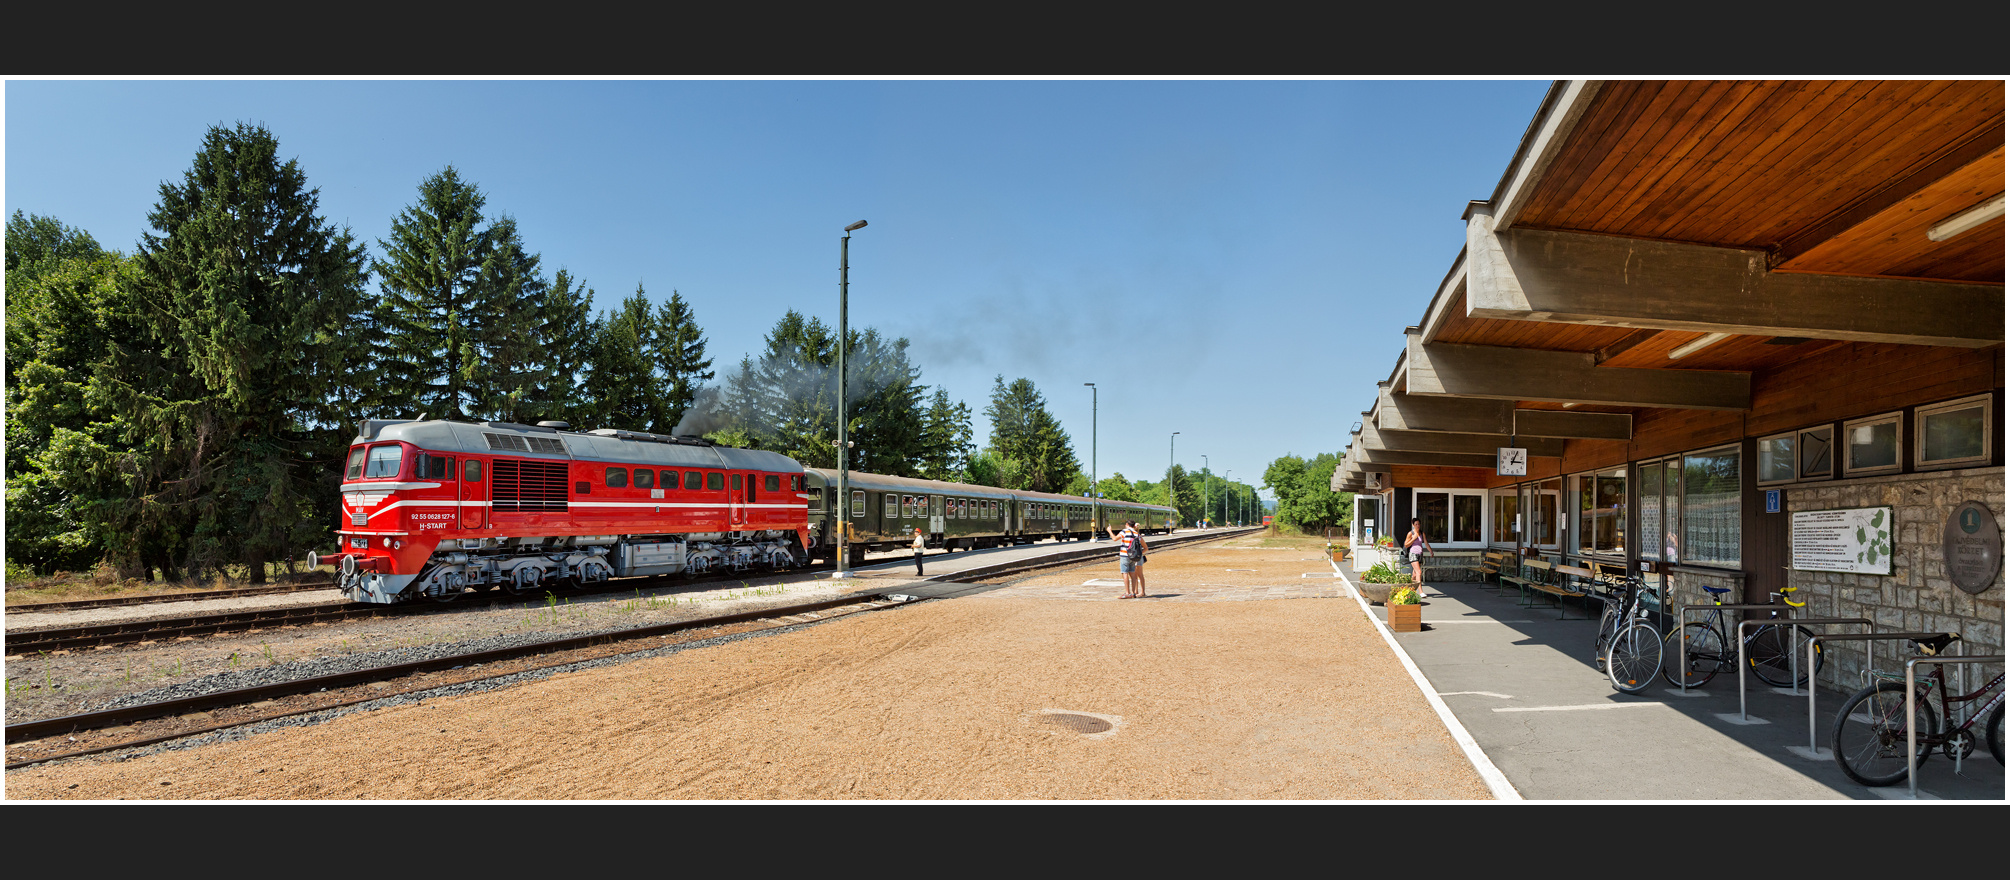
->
[1343,80,2004,480]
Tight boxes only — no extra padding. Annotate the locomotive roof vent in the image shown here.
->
[483,420,560,434]
[536,421,572,430]
[586,428,715,447]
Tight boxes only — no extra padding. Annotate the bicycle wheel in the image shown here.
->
[1593,604,1619,669]
[1661,621,1724,688]
[1830,681,1939,787]
[1607,621,1662,695]
[1749,623,1823,688]
[1988,703,2003,766]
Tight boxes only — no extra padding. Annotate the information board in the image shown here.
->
[1791,506,1893,575]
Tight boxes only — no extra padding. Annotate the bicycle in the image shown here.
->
[1595,572,1661,695]
[1829,633,2005,787]
[1659,586,1826,689]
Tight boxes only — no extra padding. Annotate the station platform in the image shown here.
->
[1338,562,2006,801]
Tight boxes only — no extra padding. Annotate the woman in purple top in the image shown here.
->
[1404,518,1431,585]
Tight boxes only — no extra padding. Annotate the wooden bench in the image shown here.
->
[1467,550,1510,588]
[1516,558,1591,619]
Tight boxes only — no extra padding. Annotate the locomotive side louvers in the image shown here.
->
[491,459,569,511]
[485,432,568,455]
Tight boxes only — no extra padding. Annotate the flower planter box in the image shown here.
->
[1388,603,1422,632]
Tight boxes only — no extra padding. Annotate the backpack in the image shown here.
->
[1124,533,1144,561]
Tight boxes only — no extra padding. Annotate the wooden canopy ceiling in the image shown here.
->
[1339,79,2005,490]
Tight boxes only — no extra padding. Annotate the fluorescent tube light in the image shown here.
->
[1669,332,1730,359]
[1927,194,2004,242]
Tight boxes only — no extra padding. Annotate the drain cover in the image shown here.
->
[1045,713,1113,734]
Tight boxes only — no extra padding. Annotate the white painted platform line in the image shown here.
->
[1439,691,1515,699]
[1082,579,1125,587]
[1493,702,1664,713]
[1427,619,1534,625]
[1331,557,1521,801]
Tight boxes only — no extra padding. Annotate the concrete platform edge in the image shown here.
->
[1329,556,1523,802]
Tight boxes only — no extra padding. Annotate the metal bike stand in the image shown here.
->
[1735,617,1868,720]
[1672,602,1777,696]
[1802,632,1946,755]
[1905,653,2003,798]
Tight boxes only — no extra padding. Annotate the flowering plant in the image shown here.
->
[1387,586,1421,605]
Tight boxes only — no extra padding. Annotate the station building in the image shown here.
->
[1335,80,2004,691]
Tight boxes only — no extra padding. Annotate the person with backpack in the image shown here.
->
[1108,520,1149,598]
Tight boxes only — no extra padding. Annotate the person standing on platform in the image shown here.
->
[912,527,928,576]
[1404,517,1431,586]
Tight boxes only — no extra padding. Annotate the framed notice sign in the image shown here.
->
[1791,506,1893,575]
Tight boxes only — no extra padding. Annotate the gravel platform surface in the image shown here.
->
[5,536,1491,800]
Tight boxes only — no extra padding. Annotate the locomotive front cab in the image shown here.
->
[329,429,458,603]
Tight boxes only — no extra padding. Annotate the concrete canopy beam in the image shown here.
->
[1354,447,1501,469]
[1514,408,1632,441]
[1407,335,1751,411]
[1466,213,2005,348]
[1377,385,1515,434]
[1364,423,1569,458]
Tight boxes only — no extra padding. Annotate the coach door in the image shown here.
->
[460,458,487,529]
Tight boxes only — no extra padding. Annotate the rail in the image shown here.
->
[1905,653,2004,798]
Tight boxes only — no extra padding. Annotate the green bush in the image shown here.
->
[1360,562,1413,584]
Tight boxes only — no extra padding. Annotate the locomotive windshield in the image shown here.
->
[362,444,404,479]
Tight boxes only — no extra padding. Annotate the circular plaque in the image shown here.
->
[1942,501,2002,594]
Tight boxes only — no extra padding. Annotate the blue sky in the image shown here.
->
[3,78,1551,503]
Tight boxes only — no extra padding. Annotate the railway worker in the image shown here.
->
[912,527,928,576]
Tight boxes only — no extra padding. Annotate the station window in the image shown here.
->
[1415,489,1483,545]
[1916,394,1992,471]
[1844,412,1902,476]
[1573,470,1626,557]
[606,467,629,488]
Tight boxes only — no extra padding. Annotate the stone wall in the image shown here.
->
[1782,466,2004,696]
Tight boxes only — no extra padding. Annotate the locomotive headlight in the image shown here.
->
[394,540,404,549]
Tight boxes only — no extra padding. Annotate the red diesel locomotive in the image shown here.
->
[317,419,812,604]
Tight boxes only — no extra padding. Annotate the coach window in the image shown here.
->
[345,448,367,480]
[885,494,898,518]
[852,490,865,517]
[792,475,803,491]
[707,472,723,491]
[464,459,482,482]
[685,471,703,491]
[660,470,678,489]
[766,474,780,492]
[416,453,453,480]
[606,467,628,488]
[731,474,742,491]
[635,469,654,489]
[933,496,942,517]
[1916,393,1992,471]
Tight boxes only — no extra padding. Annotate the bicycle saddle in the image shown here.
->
[1911,633,1961,655]
[1702,585,1731,595]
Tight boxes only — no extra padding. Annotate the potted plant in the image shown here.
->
[1386,585,1423,632]
[1355,561,1413,605]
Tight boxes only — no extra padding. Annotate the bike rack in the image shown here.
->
[1904,653,2003,799]
[1803,632,1948,754]
[1734,617,1869,719]
[1672,602,1779,696]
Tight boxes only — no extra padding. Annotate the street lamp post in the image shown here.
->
[834,219,867,579]
[1084,382,1097,539]
[1202,454,1210,530]
[1168,432,1179,531]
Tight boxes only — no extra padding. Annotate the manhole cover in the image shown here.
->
[1045,713,1113,734]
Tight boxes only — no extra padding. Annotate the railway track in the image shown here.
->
[3,528,1260,769]
[5,580,338,614]
[4,591,917,768]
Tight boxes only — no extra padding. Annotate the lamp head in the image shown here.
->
[844,220,868,232]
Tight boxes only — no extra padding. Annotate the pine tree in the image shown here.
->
[583,287,659,431]
[918,387,974,482]
[984,376,1082,493]
[651,289,713,435]
[532,269,598,426]
[467,215,550,423]
[104,123,371,581]
[372,167,493,421]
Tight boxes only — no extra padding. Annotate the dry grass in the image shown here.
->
[3,562,328,607]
